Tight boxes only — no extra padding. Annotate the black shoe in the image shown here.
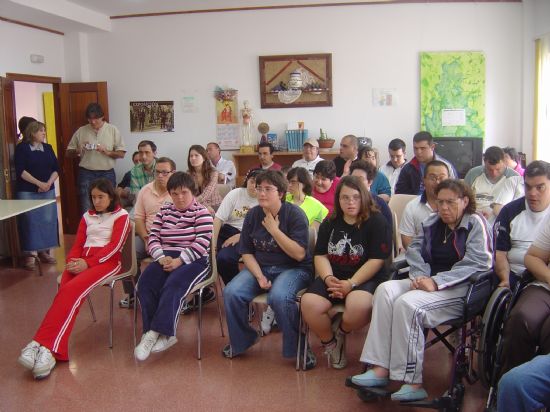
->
[119,295,135,309]
[180,288,216,315]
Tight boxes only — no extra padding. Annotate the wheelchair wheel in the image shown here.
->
[477,287,512,389]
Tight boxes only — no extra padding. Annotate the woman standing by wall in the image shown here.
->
[14,120,60,270]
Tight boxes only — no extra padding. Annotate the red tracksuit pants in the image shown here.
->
[34,253,121,360]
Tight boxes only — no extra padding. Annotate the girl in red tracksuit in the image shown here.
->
[18,178,130,379]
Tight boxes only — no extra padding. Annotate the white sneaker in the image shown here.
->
[134,330,159,361]
[326,330,347,369]
[261,306,276,335]
[32,346,56,379]
[18,340,40,370]
[151,335,178,353]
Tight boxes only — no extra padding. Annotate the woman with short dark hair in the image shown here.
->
[134,172,213,361]
[286,167,328,229]
[351,179,492,402]
[312,160,340,215]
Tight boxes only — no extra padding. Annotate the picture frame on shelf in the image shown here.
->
[259,53,333,109]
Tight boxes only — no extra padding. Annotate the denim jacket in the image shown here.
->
[406,212,493,290]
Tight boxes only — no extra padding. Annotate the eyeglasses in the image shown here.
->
[436,198,460,207]
[364,154,376,160]
[288,179,300,185]
[155,170,173,176]
[255,186,278,193]
[426,175,448,183]
[340,194,361,203]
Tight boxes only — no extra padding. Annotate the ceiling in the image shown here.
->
[0,0,515,34]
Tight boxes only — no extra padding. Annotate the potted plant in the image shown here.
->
[317,128,335,149]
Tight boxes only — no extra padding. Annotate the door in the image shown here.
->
[0,77,16,199]
[57,81,109,234]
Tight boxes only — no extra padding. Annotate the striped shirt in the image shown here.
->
[147,199,213,264]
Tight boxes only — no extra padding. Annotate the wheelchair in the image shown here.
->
[348,259,496,412]
[476,270,534,411]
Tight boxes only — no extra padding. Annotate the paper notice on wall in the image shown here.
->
[181,95,198,113]
[216,124,240,150]
[442,109,466,126]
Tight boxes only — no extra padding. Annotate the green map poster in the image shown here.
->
[420,51,485,139]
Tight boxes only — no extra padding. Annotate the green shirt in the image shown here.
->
[285,193,329,226]
[130,159,156,194]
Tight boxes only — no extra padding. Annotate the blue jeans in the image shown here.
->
[497,355,550,412]
[224,265,312,358]
[78,167,116,214]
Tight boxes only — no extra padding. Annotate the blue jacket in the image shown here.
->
[406,212,493,289]
[395,154,458,195]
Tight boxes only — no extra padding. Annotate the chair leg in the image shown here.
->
[302,325,310,371]
[197,289,204,360]
[296,306,303,371]
[87,295,97,322]
[109,284,114,348]
[214,281,225,337]
[132,280,138,348]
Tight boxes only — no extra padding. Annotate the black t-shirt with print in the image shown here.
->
[314,212,391,280]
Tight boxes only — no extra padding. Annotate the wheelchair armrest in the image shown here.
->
[463,270,495,321]
[517,270,534,286]
[391,259,409,272]
[468,269,494,285]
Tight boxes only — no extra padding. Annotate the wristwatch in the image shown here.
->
[348,279,357,290]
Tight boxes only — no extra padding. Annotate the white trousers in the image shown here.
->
[360,278,469,384]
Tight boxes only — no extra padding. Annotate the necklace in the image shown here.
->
[443,225,454,244]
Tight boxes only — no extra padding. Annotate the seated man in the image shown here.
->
[333,135,359,177]
[351,179,492,401]
[395,131,457,195]
[349,160,392,226]
[119,157,176,308]
[222,170,312,364]
[116,150,140,208]
[134,171,213,361]
[253,142,282,171]
[292,137,324,177]
[400,160,450,249]
[129,140,158,197]
[206,141,237,188]
[498,161,550,375]
[380,138,407,195]
[464,146,523,224]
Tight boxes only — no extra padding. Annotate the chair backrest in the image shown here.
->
[217,184,231,199]
[391,211,400,260]
[388,194,417,224]
[118,221,137,278]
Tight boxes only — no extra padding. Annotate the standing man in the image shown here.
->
[254,142,282,171]
[292,137,324,177]
[130,140,158,196]
[395,131,457,195]
[120,157,176,308]
[464,146,523,224]
[207,142,237,188]
[333,135,359,177]
[380,138,407,195]
[66,103,126,213]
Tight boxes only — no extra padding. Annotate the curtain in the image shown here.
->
[535,34,550,161]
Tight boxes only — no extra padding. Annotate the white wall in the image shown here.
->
[14,81,52,127]
[0,21,65,79]
[82,2,523,179]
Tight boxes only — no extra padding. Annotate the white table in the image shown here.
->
[0,199,56,272]
[0,199,56,220]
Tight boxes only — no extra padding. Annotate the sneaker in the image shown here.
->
[327,330,347,369]
[32,346,56,379]
[391,384,428,401]
[119,295,135,309]
[260,306,276,335]
[151,335,178,353]
[221,343,234,359]
[37,251,56,264]
[134,330,159,361]
[305,347,317,370]
[18,340,40,370]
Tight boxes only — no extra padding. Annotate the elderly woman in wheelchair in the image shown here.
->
[349,179,493,402]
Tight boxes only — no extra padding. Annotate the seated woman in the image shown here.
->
[222,170,313,365]
[18,179,130,379]
[187,144,222,213]
[301,176,391,369]
[312,160,340,215]
[286,166,329,230]
[213,168,260,285]
[351,179,492,401]
[358,146,391,202]
[134,172,213,361]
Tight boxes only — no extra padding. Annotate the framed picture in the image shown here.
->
[259,53,332,109]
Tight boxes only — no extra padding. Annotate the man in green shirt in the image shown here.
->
[130,140,157,196]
